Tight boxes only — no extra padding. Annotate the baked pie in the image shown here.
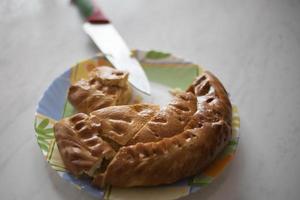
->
[54,68,232,188]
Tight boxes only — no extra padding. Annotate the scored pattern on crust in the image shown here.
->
[127,92,197,145]
[54,113,116,176]
[68,66,132,114]
[91,104,160,146]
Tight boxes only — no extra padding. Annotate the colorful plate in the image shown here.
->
[34,50,240,200]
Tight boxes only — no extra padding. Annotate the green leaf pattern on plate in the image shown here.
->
[188,175,213,186]
[35,118,54,152]
[145,50,171,59]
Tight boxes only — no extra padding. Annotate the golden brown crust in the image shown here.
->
[91,104,160,146]
[68,66,131,113]
[186,71,232,126]
[127,92,197,145]
[88,66,129,87]
[93,71,232,187]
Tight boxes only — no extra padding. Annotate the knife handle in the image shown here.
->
[72,0,110,24]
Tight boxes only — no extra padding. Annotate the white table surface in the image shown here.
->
[1,0,300,199]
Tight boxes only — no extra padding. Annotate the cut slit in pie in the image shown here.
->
[54,70,232,188]
[68,66,132,114]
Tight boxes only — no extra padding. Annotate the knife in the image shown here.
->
[73,0,151,95]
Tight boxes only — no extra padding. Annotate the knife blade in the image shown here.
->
[73,0,151,95]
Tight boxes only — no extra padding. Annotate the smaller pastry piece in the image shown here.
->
[68,66,131,113]
[54,113,116,176]
[127,92,197,145]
